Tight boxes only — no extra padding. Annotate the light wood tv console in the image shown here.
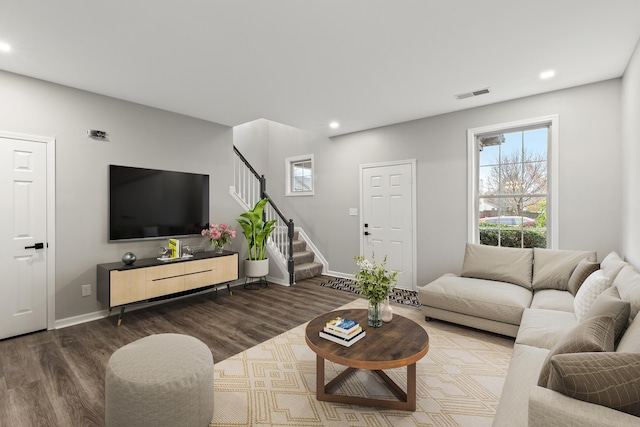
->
[97,251,238,326]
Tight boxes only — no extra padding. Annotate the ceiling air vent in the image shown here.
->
[455,87,490,100]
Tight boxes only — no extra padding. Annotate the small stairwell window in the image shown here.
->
[286,154,314,196]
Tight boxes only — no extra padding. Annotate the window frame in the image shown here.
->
[285,154,315,197]
[467,115,559,248]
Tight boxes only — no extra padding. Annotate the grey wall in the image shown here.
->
[0,70,236,321]
[622,40,640,266]
[233,119,270,175]
[0,68,628,321]
[263,80,623,284]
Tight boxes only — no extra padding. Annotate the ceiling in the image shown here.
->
[1,1,639,137]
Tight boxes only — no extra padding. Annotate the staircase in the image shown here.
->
[292,231,324,280]
[231,145,326,284]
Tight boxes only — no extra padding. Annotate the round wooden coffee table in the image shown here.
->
[305,308,429,411]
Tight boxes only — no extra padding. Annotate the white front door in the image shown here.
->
[0,136,49,340]
[361,161,416,290]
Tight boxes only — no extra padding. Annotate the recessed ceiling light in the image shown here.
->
[0,42,11,53]
[329,121,339,129]
[540,70,555,80]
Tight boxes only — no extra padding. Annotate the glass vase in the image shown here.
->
[382,297,393,322]
[213,242,224,254]
[368,300,382,328]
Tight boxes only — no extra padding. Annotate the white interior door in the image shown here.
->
[361,161,416,291]
[0,136,48,340]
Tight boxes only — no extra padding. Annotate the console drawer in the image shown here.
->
[146,263,185,298]
[110,269,146,306]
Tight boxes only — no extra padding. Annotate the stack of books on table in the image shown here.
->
[319,317,366,347]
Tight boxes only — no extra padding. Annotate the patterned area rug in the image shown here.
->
[317,277,421,307]
[211,299,514,427]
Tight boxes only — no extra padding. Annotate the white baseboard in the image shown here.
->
[54,280,245,329]
[326,270,354,280]
[55,309,109,329]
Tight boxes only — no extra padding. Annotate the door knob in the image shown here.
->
[25,242,44,250]
[364,231,370,236]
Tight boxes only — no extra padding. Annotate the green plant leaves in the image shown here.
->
[353,254,399,304]
[236,198,277,260]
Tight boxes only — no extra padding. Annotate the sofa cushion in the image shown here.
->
[617,313,640,353]
[516,308,579,349]
[584,287,630,342]
[612,264,640,322]
[573,270,612,322]
[461,243,533,289]
[418,273,532,325]
[547,352,640,417]
[567,259,600,296]
[537,315,615,387]
[492,344,549,427]
[530,289,575,313]
[532,248,596,291]
[601,251,626,282]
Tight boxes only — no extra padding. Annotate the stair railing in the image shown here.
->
[232,146,295,285]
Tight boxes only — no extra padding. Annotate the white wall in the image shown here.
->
[263,80,623,284]
[0,71,236,320]
[622,40,640,266]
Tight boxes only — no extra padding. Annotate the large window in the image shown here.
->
[468,116,558,248]
[285,154,314,196]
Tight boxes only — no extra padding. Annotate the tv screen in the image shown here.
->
[109,165,209,241]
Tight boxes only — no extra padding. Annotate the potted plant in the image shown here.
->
[353,254,399,327]
[236,198,277,278]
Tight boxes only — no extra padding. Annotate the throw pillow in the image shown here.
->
[617,313,640,353]
[612,264,640,322]
[573,270,612,322]
[547,352,640,417]
[460,243,533,289]
[584,287,630,343]
[532,248,596,291]
[601,251,627,282]
[537,315,615,387]
[567,259,600,296]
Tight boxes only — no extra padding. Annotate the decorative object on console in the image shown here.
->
[158,246,171,260]
[202,223,236,254]
[121,252,136,265]
[168,238,181,258]
[353,254,399,328]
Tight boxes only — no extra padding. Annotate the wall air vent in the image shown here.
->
[455,87,490,100]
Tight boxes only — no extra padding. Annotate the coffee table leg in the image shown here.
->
[407,363,417,411]
[315,356,417,411]
[316,355,324,398]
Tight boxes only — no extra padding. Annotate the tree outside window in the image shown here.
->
[478,127,549,248]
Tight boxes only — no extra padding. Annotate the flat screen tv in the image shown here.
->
[109,165,209,241]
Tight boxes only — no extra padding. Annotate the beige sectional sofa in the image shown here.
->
[417,244,640,426]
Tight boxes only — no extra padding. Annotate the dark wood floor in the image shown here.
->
[0,276,360,427]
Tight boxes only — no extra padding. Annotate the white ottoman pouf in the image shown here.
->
[105,333,214,427]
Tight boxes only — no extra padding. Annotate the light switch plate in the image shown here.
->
[349,208,358,216]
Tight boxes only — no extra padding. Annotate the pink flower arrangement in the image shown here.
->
[201,223,236,249]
